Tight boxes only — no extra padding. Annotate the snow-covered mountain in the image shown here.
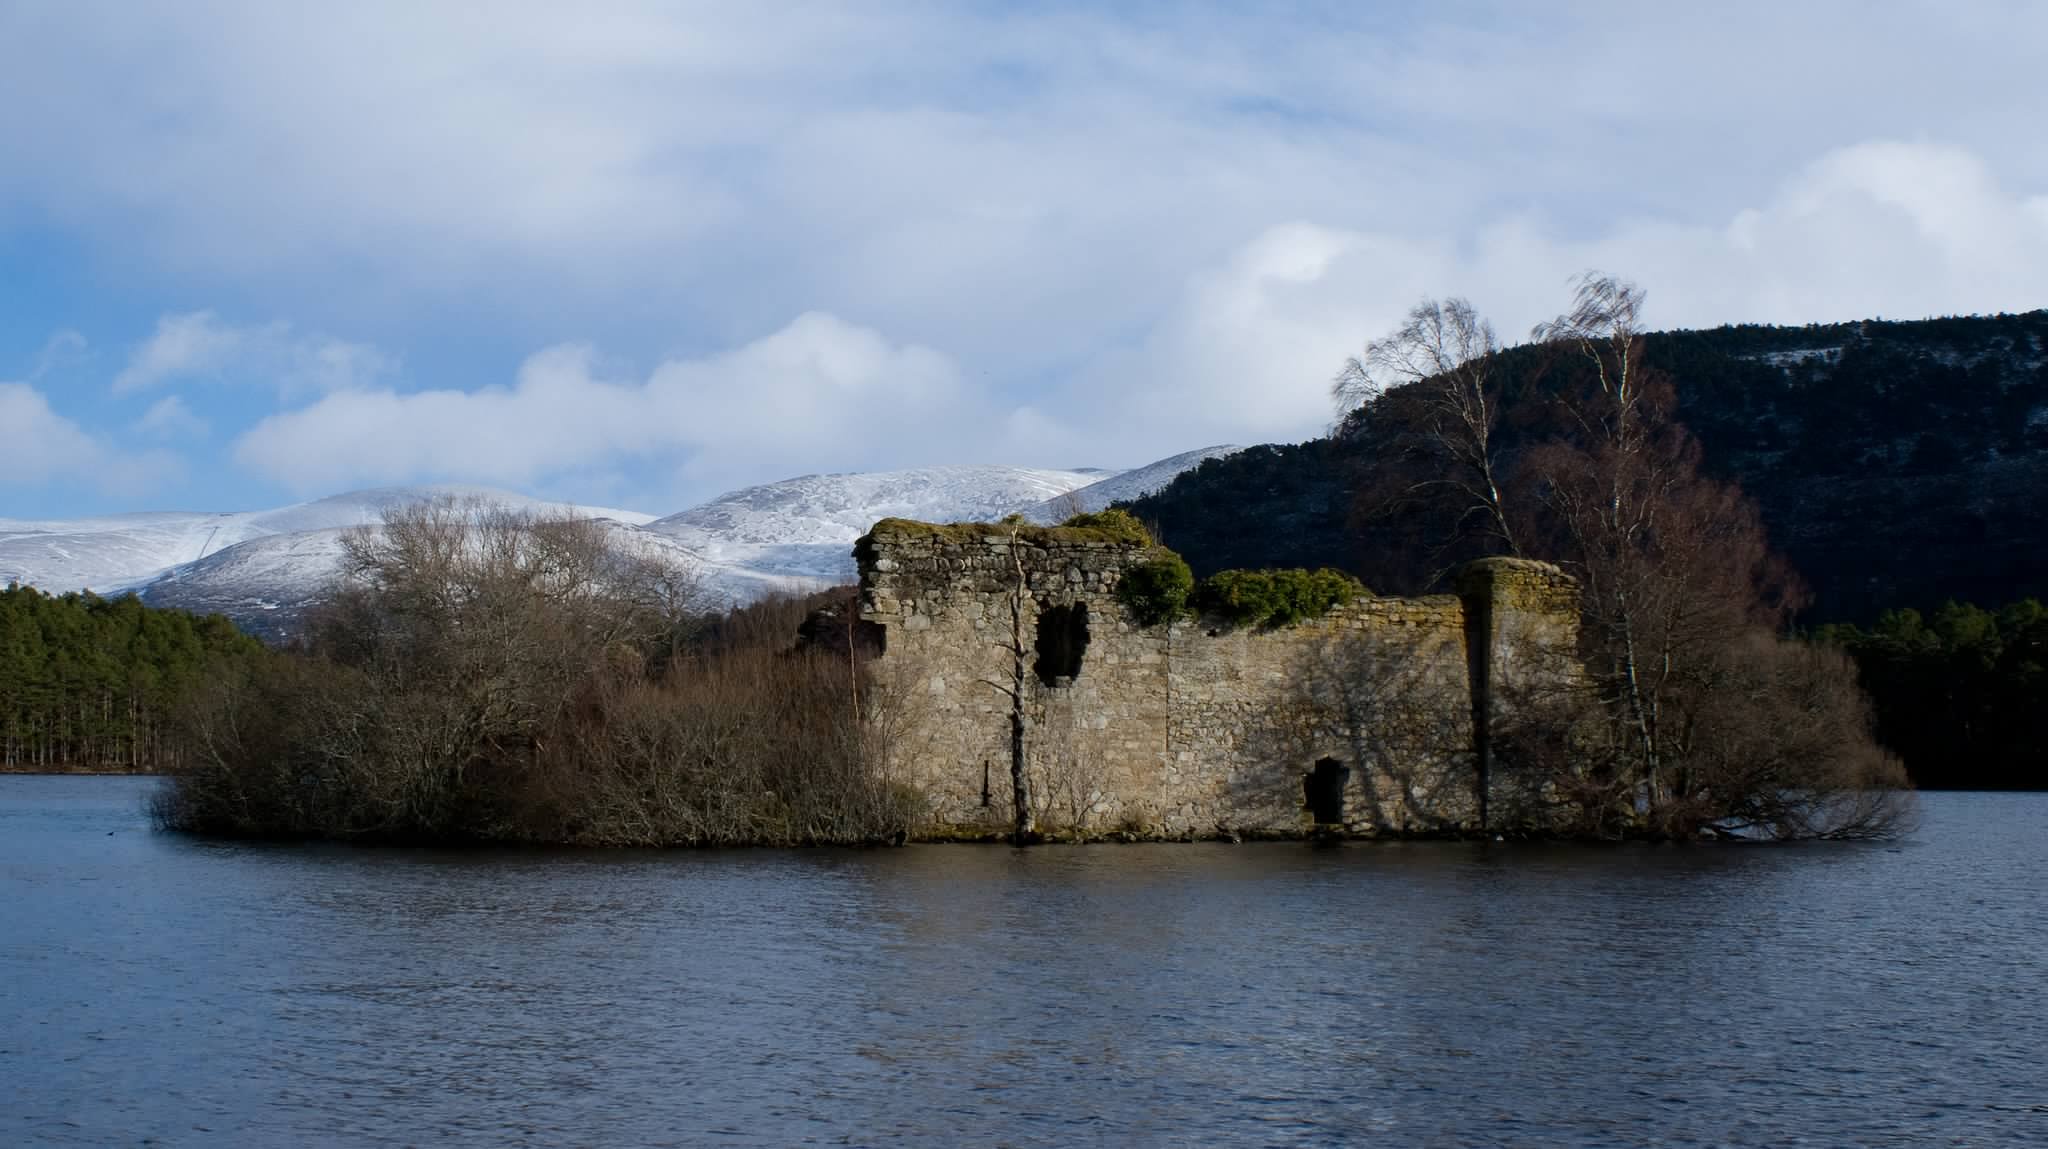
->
[136,519,695,635]
[0,485,652,597]
[3,451,1228,636]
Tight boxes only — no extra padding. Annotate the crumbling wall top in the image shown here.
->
[1454,556,1579,614]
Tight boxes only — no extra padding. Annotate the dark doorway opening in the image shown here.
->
[1034,602,1090,686]
[1305,757,1350,825]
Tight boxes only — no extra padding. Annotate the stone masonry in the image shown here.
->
[857,519,1579,839]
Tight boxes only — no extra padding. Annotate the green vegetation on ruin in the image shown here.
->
[1115,552,1195,625]
[862,507,1154,549]
[1115,551,1367,631]
[1192,567,1369,628]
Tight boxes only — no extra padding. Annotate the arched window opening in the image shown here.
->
[1305,757,1350,825]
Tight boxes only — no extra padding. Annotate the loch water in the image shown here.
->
[3,776,2043,1147]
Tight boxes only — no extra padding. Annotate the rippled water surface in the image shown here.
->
[4,778,2045,1146]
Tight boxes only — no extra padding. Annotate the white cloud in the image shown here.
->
[234,312,970,494]
[133,395,210,440]
[113,311,394,395]
[0,383,181,493]
[0,383,100,477]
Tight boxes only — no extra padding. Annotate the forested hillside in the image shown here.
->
[1126,310,2048,621]
[0,587,261,772]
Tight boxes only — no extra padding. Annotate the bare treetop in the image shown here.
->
[1334,297,1499,414]
[1531,272,1645,345]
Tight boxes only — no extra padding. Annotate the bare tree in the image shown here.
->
[1336,297,1523,567]
[1006,530,1034,843]
[975,520,1037,844]
[1323,274,1911,839]
[1526,275,1669,806]
[1519,274,1909,838]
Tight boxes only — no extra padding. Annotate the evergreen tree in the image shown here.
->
[0,585,261,772]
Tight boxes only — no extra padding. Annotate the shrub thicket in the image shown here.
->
[156,499,919,845]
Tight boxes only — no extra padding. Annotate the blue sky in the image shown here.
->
[5,1,2048,519]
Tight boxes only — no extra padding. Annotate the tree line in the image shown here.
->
[1816,600,2047,790]
[0,585,261,772]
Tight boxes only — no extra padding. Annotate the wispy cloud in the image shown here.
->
[113,311,394,396]
[133,395,210,440]
[26,330,90,381]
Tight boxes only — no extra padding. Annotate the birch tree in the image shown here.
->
[1337,297,1522,558]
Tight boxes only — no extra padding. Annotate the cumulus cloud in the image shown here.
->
[0,383,181,494]
[113,311,394,395]
[234,312,968,493]
[0,383,101,477]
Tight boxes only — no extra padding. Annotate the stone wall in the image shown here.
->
[857,519,1577,839]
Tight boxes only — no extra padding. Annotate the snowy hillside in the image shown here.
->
[137,518,699,638]
[5,451,1230,636]
[136,528,361,631]
[1020,446,1241,522]
[0,512,260,596]
[0,485,653,597]
[642,465,1109,589]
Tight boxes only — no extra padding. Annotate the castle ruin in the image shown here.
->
[856,519,1579,839]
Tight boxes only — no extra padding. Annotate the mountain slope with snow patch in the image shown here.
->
[1020,446,1242,522]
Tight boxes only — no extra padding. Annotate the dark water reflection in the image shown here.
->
[4,778,2044,1146]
